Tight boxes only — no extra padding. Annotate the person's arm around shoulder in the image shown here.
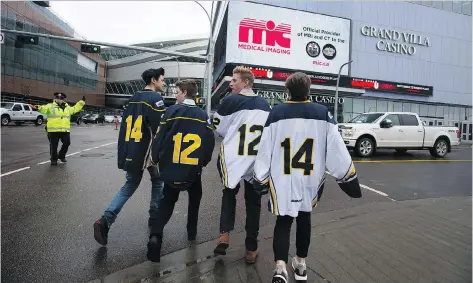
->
[202,113,216,167]
[150,108,171,165]
[148,94,166,135]
[212,97,234,138]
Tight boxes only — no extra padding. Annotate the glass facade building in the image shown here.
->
[1,1,106,107]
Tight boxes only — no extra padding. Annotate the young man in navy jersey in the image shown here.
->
[147,79,215,262]
[93,68,166,246]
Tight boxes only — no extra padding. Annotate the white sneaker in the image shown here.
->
[292,257,308,281]
[272,264,288,283]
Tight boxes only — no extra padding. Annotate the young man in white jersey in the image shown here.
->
[212,66,271,263]
[253,72,362,282]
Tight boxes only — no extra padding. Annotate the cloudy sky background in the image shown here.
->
[49,1,214,45]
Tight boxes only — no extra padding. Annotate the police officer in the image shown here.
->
[30,92,85,165]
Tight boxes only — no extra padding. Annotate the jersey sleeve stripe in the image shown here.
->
[312,176,326,208]
[219,144,228,187]
[206,125,214,130]
[127,101,165,112]
[269,176,279,216]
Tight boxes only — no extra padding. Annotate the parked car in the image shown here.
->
[104,115,115,123]
[0,102,46,126]
[82,113,105,124]
[338,112,461,158]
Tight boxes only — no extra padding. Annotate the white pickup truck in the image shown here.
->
[338,112,460,158]
[1,102,46,126]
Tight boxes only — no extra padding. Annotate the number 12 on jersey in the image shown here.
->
[281,138,314,176]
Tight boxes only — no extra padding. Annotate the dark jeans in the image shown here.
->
[150,175,203,238]
[49,132,70,161]
[104,167,164,226]
[219,180,261,252]
[273,211,311,263]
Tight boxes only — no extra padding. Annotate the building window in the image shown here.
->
[376,100,388,112]
[443,1,453,11]
[353,99,365,114]
[462,1,472,15]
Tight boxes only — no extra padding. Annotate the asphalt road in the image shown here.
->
[1,124,471,283]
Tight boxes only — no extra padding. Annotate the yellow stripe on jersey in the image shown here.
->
[219,144,228,187]
[127,101,165,112]
[165,116,208,123]
[269,177,279,215]
[285,100,311,104]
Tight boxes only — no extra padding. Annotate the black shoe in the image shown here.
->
[93,217,109,245]
[60,158,67,163]
[51,160,58,166]
[147,235,162,262]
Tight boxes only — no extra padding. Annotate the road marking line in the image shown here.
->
[354,160,472,163]
[1,166,31,177]
[360,184,396,201]
[325,171,395,201]
[37,141,117,165]
[66,151,81,157]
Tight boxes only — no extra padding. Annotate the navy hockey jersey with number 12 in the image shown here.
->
[151,99,215,189]
[117,89,165,172]
[254,100,361,217]
[213,89,271,189]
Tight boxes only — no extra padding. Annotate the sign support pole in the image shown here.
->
[334,60,353,123]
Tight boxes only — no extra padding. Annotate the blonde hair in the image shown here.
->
[233,66,254,87]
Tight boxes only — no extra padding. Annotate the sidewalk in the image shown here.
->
[88,197,472,283]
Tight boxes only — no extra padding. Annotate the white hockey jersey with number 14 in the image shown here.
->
[213,89,271,189]
[254,100,362,217]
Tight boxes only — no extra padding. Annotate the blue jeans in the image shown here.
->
[103,167,164,226]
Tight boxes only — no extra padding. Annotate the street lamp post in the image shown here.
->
[194,1,214,115]
[334,60,353,123]
[173,56,181,81]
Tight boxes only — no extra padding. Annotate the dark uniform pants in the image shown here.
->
[219,181,261,252]
[49,132,71,161]
[150,174,203,238]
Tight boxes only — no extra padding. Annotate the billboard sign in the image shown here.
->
[226,2,351,75]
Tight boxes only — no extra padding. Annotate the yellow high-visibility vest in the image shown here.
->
[38,100,85,132]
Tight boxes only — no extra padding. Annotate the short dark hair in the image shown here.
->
[176,79,198,99]
[141,68,165,85]
[285,72,311,101]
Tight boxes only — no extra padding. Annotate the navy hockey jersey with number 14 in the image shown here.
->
[213,89,271,189]
[117,89,165,172]
[254,100,362,217]
[151,99,215,189]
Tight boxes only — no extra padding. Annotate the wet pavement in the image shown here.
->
[1,124,471,283]
[88,196,472,283]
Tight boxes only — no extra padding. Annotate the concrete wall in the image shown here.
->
[247,1,472,106]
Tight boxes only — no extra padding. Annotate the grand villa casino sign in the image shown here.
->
[361,25,430,55]
[255,89,345,104]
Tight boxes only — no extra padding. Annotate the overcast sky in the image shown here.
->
[49,1,214,45]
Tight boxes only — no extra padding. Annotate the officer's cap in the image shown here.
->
[54,92,67,99]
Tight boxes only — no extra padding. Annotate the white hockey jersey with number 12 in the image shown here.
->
[213,89,271,189]
[254,100,362,217]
